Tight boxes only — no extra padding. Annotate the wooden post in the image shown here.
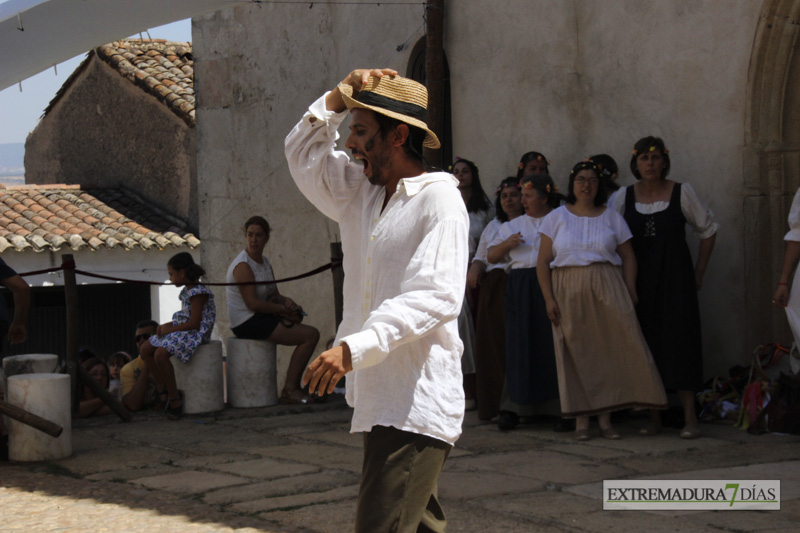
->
[77,362,132,422]
[330,242,344,330]
[60,255,132,422]
[424,0,445,169]
[0,402,63,438]
[61,254,80,412]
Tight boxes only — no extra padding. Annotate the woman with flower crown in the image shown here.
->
[538,160,667,441]
[488,174,568,432]
[609,137,718,439]
[469,176,523,421]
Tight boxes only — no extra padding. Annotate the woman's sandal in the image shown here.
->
[680,424,700,439]
[575,428,591,441]
[280,389,315,405]
[165,391,184,420]
[639,421,662,436]
[158,386,169,411]
[601,426,622,440]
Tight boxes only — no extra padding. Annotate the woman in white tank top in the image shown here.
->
[226,216,320,404]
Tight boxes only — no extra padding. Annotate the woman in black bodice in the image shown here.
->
[610,137,718,439]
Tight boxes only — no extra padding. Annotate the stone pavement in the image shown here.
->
[1,397,799,532]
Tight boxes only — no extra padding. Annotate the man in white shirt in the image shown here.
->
[286,68,468,532]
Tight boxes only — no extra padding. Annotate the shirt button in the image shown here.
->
[370,236,375,241]
[367,258,371,264]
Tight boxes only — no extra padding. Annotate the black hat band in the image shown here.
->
[355,91,428,123]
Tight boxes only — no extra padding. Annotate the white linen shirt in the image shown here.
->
[472,218,507,272]
[491,214,547,270]
[538,206,633,268]
[285,93,469,445]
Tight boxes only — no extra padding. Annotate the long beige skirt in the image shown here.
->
[552,263,667,418]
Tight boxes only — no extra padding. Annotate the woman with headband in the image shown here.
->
[469,176,524,421]
[451,157,493,411]
[538,160,667,441]
[489,174,569,432]
[610,137,717,439]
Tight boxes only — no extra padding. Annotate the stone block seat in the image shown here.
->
[225,337,278,408]
[2,353,59,393]
[7,373,71,462]
[169,340,224,414]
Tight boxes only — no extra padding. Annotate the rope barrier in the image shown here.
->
[16,260,341,287]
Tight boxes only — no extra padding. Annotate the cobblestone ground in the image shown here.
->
[2,397,799,532]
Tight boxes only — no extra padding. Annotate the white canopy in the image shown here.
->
[0,0,250,91]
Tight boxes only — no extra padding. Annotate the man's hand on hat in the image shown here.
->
[341,68,398,94]
[326,68,397,113]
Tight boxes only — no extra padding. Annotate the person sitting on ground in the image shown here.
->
[140,253,216,420]
[75,357,113,418]
[120,320,161,412]
[227,215,320,405]
[107,351,131,400]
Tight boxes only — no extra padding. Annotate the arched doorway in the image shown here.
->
[406,37,453,168]
[744,0,800,348]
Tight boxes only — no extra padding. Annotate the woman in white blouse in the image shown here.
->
[610,137,718,439]
[451,157,493,410]
[773,188,800,345]
[488,174,567,432]
[538,161,667,441]
[468,176,523,421]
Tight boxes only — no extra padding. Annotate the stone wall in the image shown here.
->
[24,59,198,231]
[194,0,797,381]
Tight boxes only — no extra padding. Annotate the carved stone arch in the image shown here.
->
[744,0,800,348]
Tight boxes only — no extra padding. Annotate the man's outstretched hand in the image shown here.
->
[302,342,353,396]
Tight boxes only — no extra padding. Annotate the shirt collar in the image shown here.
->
[397,172,458,197]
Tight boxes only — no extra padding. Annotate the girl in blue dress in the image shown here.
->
[140,252,216,419]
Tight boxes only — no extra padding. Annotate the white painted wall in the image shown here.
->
[193,0,769,381]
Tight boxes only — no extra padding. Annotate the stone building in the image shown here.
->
[188,0,800,380]
[19,39,202,359]
[24,39,198,231]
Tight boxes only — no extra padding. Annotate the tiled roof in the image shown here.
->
[44,39,195,126]
[0,184,200,253]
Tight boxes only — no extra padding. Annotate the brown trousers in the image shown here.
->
[356,425,451,533]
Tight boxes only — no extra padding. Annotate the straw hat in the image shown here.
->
[339,75,441,149]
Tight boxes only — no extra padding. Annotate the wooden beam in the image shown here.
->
[424,0,445,169]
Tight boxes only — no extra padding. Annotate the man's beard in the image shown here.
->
[366,148,391,186]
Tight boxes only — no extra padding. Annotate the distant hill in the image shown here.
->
[0,143,24,178]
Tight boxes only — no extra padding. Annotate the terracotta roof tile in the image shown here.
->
[42,40,194,127]
[95,39,195,126]
[0,185,199,253]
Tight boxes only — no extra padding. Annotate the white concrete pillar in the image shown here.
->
[226,338,278,408]
[169,340,224,414]
[7,373,71,462]
[2,353,59,393]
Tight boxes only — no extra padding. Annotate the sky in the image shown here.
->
[0,16,191,145]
